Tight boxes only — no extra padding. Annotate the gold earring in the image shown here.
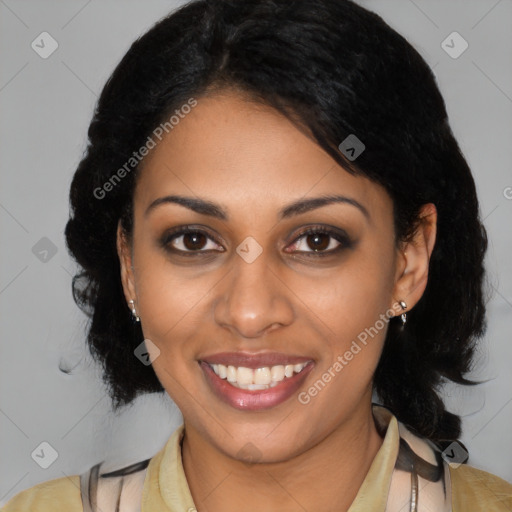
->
[128,299,140,322]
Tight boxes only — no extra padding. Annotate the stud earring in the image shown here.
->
[128,299,140,322]
[399,300,407,326]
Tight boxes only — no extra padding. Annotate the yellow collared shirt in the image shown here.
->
[3,406,511,511]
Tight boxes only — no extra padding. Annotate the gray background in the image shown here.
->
[1,0,511,505]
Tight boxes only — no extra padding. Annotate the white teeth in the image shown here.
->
[247,384,268,390]
[284,365,294,378]
[237,367,253,385]
[270,365,285,381]
[227,365,237,383]
[254,367,271,385]
[208,362,309,389]
[218,364,227,379]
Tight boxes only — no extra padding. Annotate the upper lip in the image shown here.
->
[199,351,313,369]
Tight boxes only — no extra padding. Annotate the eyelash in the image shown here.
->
[159,225,352,258]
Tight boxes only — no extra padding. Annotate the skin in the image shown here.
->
[117,90,437,512]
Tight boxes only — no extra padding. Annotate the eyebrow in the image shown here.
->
[145,194,370,221]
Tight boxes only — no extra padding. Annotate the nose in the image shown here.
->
[213,249,295,339]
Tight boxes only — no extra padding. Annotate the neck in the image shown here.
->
[181,403,384,512]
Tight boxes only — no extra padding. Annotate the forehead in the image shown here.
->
[133,92,392,222]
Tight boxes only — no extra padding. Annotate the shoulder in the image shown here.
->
[1,457,152,512]
[1,475,82,511]
[450,464,512,511]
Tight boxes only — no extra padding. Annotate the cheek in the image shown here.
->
[298,280,391,421]
[316,246,395,331]
[309,246,395,382]
[131,245,213,362]
[135,263,208,410]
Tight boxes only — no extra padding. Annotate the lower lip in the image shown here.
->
[200,361,314,411]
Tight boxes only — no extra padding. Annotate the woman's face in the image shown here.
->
[118,91,420,462]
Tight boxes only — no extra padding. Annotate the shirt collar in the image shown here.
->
[142,404,399,512]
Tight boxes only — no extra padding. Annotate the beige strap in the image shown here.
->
[386,421,452,512]
[80,459,150,512]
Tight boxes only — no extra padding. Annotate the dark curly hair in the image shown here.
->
[64,0,488,443]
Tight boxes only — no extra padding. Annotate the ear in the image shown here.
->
[116,220,137,305]
[391,203,437,313]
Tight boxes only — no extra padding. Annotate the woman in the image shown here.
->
[3,0,511,510]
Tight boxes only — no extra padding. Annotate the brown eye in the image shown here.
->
[160,227,224,255]
[182,232,207,251]
[305,232,331,252]
[287,226,353,256]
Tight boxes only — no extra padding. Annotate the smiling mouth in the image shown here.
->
[205,361,312,390]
